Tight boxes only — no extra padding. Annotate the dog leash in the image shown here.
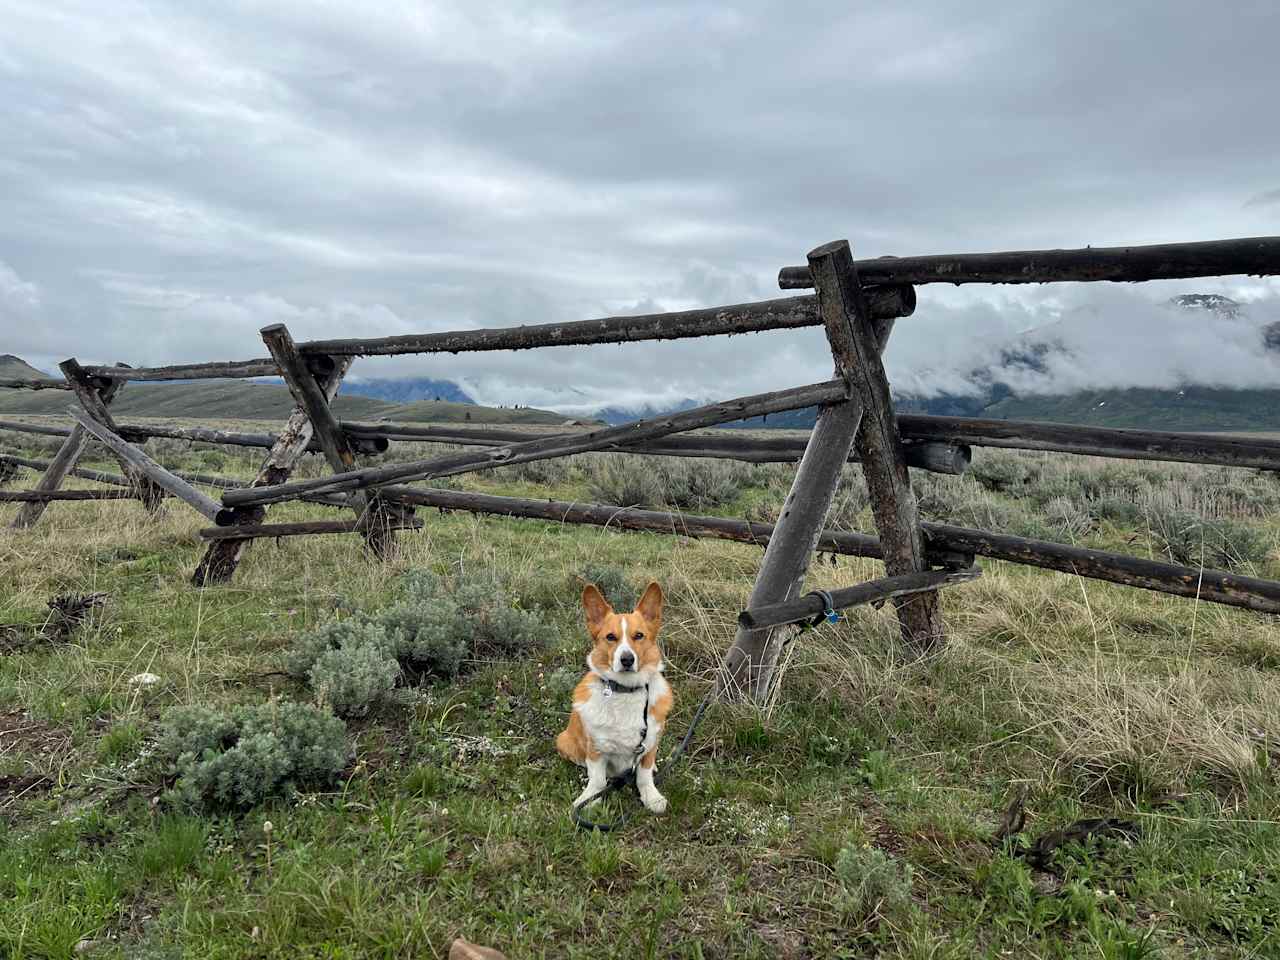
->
[572,591,838,833]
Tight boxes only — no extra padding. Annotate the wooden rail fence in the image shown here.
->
[4,233,1279,701]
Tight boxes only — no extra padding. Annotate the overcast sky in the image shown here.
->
[2,0,1278,411]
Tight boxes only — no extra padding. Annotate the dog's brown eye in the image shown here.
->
[633,632,644,641]
[606,633,617,642]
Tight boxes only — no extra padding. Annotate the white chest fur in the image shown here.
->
[576,675,668,760]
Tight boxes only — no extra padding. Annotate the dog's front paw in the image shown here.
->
[641,790,668,814]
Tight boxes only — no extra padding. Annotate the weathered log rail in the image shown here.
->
[367,487,1280,615]
[0,452,246,491]
[10,411,1279,474]
[0,377,72,391]
[75,288,915,381]
[0,415,969,473]
[778,236,1280,289]
[0,489,139,502]
[216,379,855,515]
[68,409,224,521]
[0,418,387,455]
[739,568,983,630]
[199,517,424,540]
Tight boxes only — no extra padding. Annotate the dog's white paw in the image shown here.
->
[574,787,601,808]
[641,791,668,814]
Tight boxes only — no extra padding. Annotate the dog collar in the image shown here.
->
[599,676,647,696]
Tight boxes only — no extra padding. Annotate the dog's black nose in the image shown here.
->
[620,651,635,670]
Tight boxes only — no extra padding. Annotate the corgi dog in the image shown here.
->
[556,581,673,814]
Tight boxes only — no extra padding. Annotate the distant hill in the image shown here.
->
[722,385,1280,433]
[0,369,572,425]
[0,354,51,379]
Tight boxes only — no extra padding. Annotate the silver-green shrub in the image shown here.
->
[1146,506,1270,570]
[282,618,387,681]
[833,844,914,921]
[309,640,401,719]
[157,702,348,810]
[969,451,1041,492]
[1043,496,1095,540]
[284,571,556,716]
[586,454,667,508]
[573,564,636,610]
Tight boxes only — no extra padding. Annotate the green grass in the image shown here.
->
[1,436,1279,958]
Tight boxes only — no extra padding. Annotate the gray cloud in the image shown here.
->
[888,287,1280,400]
[3,1,1279,409]
[1246,188,1280,209]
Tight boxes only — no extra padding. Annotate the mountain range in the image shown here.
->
[727,294,1280,431]
[338,377,474,406]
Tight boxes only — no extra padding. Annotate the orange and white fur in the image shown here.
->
[556,582,673,814]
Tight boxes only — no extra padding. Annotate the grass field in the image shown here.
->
[2,426,1279,959]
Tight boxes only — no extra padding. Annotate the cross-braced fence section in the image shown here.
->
[3,235,1279,701]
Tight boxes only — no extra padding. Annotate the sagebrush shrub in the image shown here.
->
[284,571,556,716]
[283,618,389,681]
[585,454,751,511]
[1043,496,1094,540]
[572,564,636,610]
[494,456,575,485]
[913,476,1049,539]
[827,468,871,528]
[156,702,348,810]
[1146,507,1270,570]
[970,452,1040,492]
[586,454,667,507]
[834,844,914,921]
[659,459,753,511]
[1089,495,1144,527]
[379,596,470,678]
[911,473,976,520]
[309,640,401,718]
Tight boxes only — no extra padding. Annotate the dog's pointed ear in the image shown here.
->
[582,584,612,630]
[636,581,664,629]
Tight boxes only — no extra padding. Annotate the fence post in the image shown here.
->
[722,241,901,700]
[10,369,127,530]
[259,324,407,558]
[829,242,948,656]
[60,359,165,514]
[192,354,355,585]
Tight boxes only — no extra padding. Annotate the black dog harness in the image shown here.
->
[572,675,713,833]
